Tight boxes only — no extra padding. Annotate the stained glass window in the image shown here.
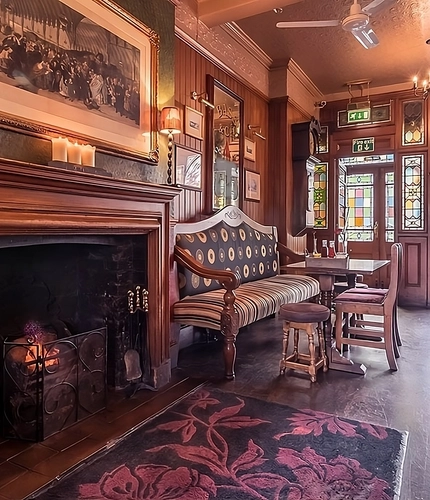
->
[346,173,374,241]
[313,163,328,228]
[402,101,425,146]
[402,155,424,230]
[385,172,395,242]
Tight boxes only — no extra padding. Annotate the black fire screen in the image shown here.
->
[2,327,107,441]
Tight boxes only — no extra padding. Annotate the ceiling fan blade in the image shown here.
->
[276,20,340,28]
[362,0,396,16]
[351,27,379,48]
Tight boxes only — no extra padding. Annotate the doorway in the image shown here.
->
[339,156,395,287]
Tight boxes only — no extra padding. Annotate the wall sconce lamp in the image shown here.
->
[191,91,215,109]
[413,76,430,100]
[160,106,181,185]
[247,125,266,140]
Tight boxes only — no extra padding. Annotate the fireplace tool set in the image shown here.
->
[124,286,156,397]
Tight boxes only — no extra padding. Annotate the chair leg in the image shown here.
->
[335,308,344,352]
[384,314,398,371]
[393,301,402,347]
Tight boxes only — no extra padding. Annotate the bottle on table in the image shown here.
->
[328,240,336,258]
[321,240,328,258]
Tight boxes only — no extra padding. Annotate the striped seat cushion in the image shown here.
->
[172,274,320,331]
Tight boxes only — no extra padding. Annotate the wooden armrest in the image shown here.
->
[277,242,305,263]
[174,246,240,291]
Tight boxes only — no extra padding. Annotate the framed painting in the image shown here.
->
[0,0,159,161]
[184,106,203,140]
[175,144,202,190]
[244,137,256,161]
[245,169,260,201]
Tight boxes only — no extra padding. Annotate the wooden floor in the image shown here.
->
[1,306,429,499]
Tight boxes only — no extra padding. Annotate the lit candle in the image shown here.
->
[413,76,418,89]
[80,144,96,167]
[67,141,82,165]
[51,137,68,162]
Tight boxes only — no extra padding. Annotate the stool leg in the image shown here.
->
[293,328,299,361]
[306,324,317,382]
[280,321,290,374]
[317,323,328,372]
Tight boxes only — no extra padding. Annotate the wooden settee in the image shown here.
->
[172,206,320,379]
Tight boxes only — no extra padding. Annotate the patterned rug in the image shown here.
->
[34,387,407,499]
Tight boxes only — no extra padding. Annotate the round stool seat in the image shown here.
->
[280,303,330,323]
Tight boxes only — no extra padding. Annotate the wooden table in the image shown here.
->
[281,258,390,375]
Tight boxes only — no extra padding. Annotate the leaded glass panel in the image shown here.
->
[402,101,425,146]
[402,155,424,230]
[385,172,394,242]
[346,173,374,241]
[313,163,327,228]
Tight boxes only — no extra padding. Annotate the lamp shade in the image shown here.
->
[160,106,181,135]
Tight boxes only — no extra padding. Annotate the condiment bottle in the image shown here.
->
[328,240,336,258]
[321,240,328,258]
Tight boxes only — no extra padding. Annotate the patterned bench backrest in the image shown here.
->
[176,214,279,298]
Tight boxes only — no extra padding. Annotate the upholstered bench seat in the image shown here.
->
[172,206,320,380]
[172,274,320,331]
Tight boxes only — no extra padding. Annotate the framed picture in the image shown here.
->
[184,107,204,140]
[229,141,240,163]
[318,126,329,154]
[0,0,158,161]
[245,170,260,201]
[244,137,256,161]
[175,145,202,190]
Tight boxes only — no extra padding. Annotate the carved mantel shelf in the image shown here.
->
[0,159,181,388]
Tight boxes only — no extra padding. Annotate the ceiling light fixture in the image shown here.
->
[412,75,430,100]
[273,8,283,14]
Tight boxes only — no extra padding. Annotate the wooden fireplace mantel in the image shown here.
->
[0,159,181,388]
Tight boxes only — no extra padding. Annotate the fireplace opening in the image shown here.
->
[0,234,149,389]
[1,234,151,440]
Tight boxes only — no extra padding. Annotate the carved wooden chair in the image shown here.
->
[333,243,402,371]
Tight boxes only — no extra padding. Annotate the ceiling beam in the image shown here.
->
[197,0,303,27]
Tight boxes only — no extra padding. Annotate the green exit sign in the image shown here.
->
[347,108,371,123]
[352,137,375,153]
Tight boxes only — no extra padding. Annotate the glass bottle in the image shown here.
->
[328,240,336,258]
[321,240,328,258]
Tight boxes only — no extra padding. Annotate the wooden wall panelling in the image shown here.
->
[398,237,428,307]
[174,37,269,224]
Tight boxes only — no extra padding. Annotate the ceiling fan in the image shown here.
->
[276,0,396,49]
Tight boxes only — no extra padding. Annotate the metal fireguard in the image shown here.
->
[2,327,107,441]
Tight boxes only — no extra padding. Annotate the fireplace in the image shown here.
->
[0,159,180,395]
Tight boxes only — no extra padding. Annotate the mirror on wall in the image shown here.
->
[211,84,242,211]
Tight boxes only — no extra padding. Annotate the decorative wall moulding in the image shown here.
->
[0,0,159,162]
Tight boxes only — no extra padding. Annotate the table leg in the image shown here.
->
[318,275,367,375]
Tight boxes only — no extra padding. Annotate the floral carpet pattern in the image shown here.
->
[37,388,407,499]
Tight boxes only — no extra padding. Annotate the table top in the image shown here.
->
[281,258,390,275]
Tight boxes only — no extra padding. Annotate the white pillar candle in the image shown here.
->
[80,144,96,167]
[67,141,82,165]
[51,137,68,162]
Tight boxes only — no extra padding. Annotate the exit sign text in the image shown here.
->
[352,137,375,153]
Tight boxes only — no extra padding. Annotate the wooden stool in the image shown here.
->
[279,303,330,382]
